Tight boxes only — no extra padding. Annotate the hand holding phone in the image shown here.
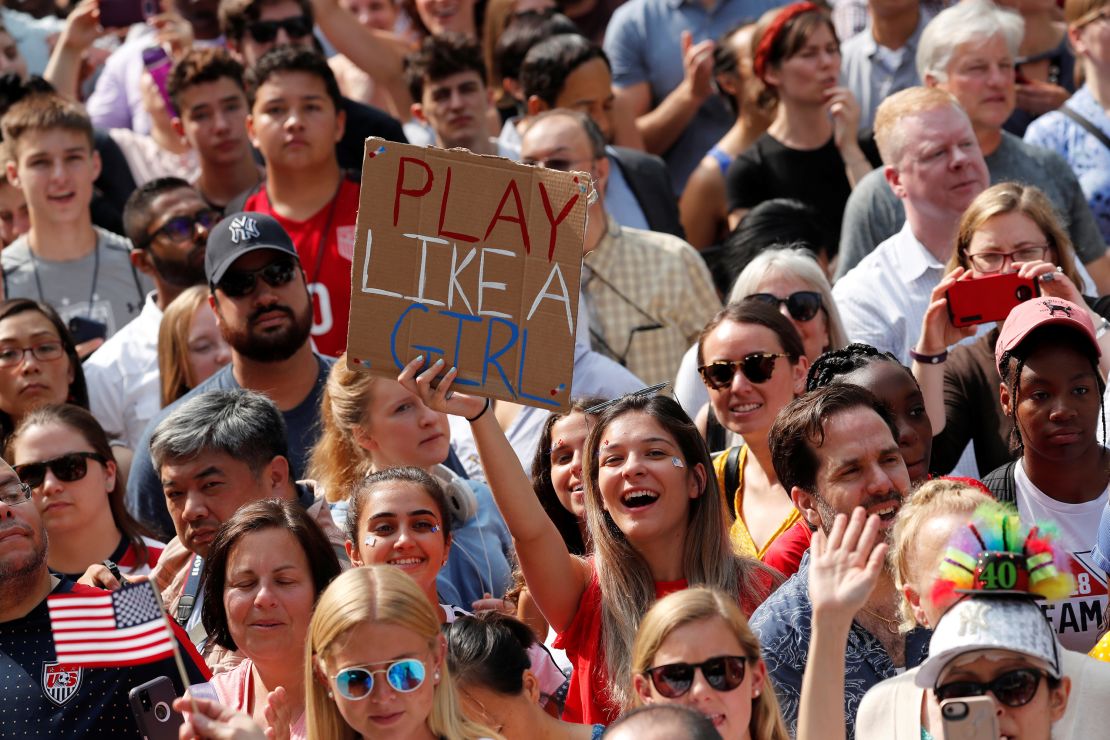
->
[98,0,159,28]
[128,676,184,740]
[946,272,1040,328]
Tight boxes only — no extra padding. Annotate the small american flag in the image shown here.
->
[47,581,174,668]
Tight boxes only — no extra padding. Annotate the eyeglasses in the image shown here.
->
[966,245,1049,273]
[935,668,1046,707]
[698,353,790,389]
[333,658,427,700]
[246,15,313,43]
[14,452,108,490]
[644,656,750,698]
[1075,8,1110,28]
[0,340,65,368]
[0,479,32,506]
[216,257,298,298]
[746,291,823,322]
[149,209,219,247]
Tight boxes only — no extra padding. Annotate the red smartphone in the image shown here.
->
[946,272,1040,327]
[99,0,159,28]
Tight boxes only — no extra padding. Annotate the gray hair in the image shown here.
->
[524,108,607,159]
[916,0,1023,82]
[727,245,849,353]
[149,389,289,474]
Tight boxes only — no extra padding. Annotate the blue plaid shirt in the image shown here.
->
[749,552,931,740]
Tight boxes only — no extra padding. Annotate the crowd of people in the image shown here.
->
[3,0,1110,737]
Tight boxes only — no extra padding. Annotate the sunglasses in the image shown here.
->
[150,209,219,246]
[14,451,108,490]
[746,291,823,322]
[246,15,313,43]
[698,353,790,389]
[935,668,1046,708]
[333,658,427,700]
[644,656,749,699]
[216,257,298,298]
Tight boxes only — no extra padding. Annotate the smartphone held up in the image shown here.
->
[946,272,1040,328]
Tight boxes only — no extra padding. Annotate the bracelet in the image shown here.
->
[909,348,948,365]
[466,398,491,423]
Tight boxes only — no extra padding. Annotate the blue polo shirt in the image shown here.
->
[603,0,778,193]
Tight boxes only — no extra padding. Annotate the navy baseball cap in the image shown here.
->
[205,212,300,287]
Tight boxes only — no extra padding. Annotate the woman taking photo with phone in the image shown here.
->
[305,564,502,739]
[912,182,1110,477]
[398,357,774,725]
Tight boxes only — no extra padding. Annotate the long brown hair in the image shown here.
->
[582,393,775,708]
[5,403,152,567]
[306,353,380,502]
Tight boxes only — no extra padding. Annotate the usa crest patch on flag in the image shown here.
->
[47,581,174,668]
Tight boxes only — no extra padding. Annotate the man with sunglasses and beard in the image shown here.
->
[0,457,210,734]
[125,211,333,539]
[832,87,991,365]
[747,383,927,739]
[85,178,217,451]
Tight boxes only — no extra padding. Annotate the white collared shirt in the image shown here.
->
[83,291,163,448]
[833,222,989,365]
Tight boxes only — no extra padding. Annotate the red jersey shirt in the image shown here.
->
[243,176,360,357]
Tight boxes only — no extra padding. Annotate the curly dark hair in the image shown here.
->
[805,342,905,392]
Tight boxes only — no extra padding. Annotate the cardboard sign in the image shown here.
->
[346,138,588,412]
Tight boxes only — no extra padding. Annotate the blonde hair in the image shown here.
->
[583,394,775,709]
[305,565,502,740]
[628,587,790,740]
[306,353,381,502]
[873,87,965,166]
[947,182,1083,287]
[1066,0,1110,24]
[889,478,993,632]
[157,285,214,407]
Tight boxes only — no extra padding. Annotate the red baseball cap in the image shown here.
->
[995,297,1100,376]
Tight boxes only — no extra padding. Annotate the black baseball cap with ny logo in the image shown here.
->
[205,211,301,286]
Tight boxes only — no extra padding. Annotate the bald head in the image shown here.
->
[604,705,723,740]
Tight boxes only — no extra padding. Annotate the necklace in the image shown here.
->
[858,607,901,635]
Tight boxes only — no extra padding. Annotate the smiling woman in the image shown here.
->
[308,354,514,610]
[200,498,342,738]
[398,357,777,724]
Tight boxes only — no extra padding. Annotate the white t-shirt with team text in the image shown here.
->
[1014,459,1109,652]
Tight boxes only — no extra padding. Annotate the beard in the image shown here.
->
[0,520,48,583]
[221,300,313,362]
[149,244,208,288]
[813,490,904,543]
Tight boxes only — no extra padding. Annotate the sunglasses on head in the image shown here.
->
[746,291,823,322]
[150,209,219,246]
[246,15,313,43]
[333,658,427,700]
[698,352,790,389]
[216,257,298,298]
[935,667,1046,708]
[644,655,749,699]
[14,451,107,490]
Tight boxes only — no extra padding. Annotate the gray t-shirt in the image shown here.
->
[836,131,1108,278]
[1,227,152,337]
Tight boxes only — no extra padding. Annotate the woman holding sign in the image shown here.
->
[309,356,514,611]
[398,357,776,725]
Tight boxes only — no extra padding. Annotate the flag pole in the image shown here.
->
[149,583,200,716]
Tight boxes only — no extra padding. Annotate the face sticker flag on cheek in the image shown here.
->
[672,457,684,468]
